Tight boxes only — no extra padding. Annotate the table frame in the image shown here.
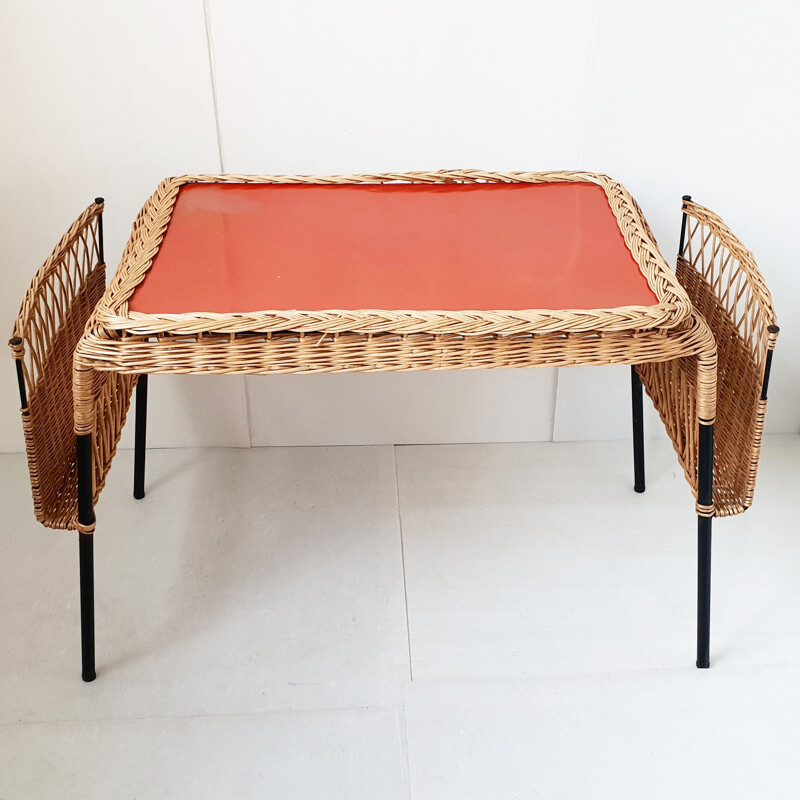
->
[9,172,779,681]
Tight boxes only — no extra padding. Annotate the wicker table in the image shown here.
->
[9,171,778,681]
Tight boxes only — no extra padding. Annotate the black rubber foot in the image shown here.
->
[634,483,646,494]
[82,670,97,682]
[133,488,145,500]
[696,659,709,669]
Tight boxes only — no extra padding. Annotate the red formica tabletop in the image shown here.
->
[128,182,658,315]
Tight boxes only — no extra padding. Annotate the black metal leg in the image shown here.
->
[133,374,148,500]
[79,533,96,682]
[696,423,714,669]
[631,366,645,493]
[76,432,96,681]
[697,517,712,669]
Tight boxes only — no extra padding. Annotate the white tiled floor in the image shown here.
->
[1,436,799,798]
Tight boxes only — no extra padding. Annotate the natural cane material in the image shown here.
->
[639,200,778,517]
[9,203,135,530]
[71,172,721,521]
[11,173,776,531]
[88,171,693,338]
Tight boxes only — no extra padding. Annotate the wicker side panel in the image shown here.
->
[9,205,134,530]
[638,356,700,504]
[640,202,778,518]
[80,369,138,528]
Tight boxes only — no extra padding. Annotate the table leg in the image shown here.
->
[630,366,645,493]
[76,433,96,682]
[133,374,148,500]
[696,422,714,669]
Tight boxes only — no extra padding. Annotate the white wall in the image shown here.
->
[1,0,797,452]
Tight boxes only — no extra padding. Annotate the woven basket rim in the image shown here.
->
[93,170,694,337]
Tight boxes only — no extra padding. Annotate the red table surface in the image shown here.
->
[127,182,658,315]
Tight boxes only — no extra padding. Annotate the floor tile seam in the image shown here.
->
[0,702,409,731]
[392,445,415,683]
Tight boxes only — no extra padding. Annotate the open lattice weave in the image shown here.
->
[639,199,778,517]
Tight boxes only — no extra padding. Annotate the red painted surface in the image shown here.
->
[128,182,658,314]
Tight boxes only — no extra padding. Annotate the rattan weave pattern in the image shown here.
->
[639,199,778,517]
[69,176,719,520]
[9,204,135,530]
[11,177,777,531]
[74,324,714,377]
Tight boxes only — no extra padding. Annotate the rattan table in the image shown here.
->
[9,171,779,681]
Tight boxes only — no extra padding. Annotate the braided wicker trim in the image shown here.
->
[92,171,693,338]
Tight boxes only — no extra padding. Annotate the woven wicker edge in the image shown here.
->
[91,170,694,337]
